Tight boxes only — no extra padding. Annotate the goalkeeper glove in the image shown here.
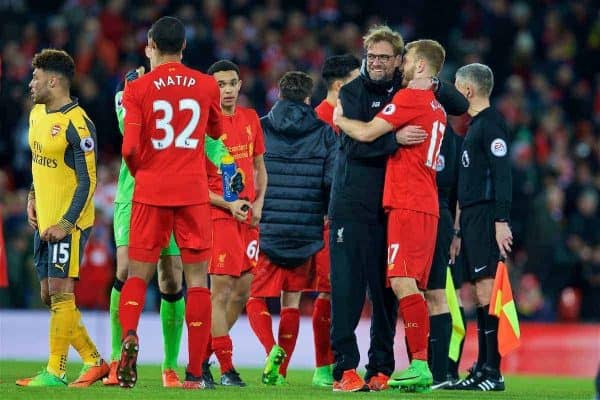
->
[230,168,245,194]
[115,66,145,94]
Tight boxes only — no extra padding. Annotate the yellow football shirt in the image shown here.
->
[29,98,97,233]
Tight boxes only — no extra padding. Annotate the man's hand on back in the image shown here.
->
[395,125,427,145]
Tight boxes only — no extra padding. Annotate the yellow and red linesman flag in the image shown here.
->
[489,260,520,356]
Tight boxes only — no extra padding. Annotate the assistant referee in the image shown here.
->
[453,63,512,392]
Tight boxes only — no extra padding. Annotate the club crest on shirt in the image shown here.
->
[337,227,344,243]
[51,124,61,137]
[490,138,507,157]
[115,92,123,108]
[382,104,396,115]
[80,137,95,152]
[435,154,445,172]
[462,150,470,167]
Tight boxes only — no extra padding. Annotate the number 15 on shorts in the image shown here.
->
[52,242,70,264]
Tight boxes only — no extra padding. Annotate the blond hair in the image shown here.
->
[363,25,404,56]
[405,39,446,75]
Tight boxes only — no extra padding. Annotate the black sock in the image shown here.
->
[113,278,124,291]
[160,290,184,302]
[447,306,466,379]
[429,313,451,382]
[484,310,501,371]
[476,306,487,370]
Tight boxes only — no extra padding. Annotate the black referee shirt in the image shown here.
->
[436,124,461,210]
[458,107,512,220]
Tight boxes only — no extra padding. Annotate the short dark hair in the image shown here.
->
[279,71,313,102]
[148,16,185,54]
[31,48,75,84]
[322,54,360,88]
[207,60,240,78]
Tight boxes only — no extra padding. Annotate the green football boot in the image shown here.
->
[275,374,287,386]
[312,364,334,387]
[262,345,286,385]
[388,359,433,393]
[16,369,67,387]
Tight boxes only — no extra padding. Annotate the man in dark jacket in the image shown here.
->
[329,25,469,392]
[246,71,337,386]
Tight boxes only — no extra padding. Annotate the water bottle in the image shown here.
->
[221,155,238,202]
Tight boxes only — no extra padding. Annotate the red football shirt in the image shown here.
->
[377,88,446,216]
[315,99,339,133]
[207,106,265,219]
[122,62,222,206]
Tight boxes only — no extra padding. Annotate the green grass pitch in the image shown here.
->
[0,361,594,399]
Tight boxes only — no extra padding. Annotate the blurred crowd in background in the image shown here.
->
[0,0,598,322]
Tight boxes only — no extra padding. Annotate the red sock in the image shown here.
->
[312,297,334,367]
[212,335,233,373]
[399,293,430,361]
[278,307,300,376]
[246,297,275,354]
[185,287,211,377]
[119,277,147,336]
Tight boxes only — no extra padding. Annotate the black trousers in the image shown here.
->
[329,219,398,380]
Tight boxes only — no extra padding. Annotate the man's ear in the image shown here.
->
[304,96,311,105]
[332,79,343,92]
[394,54,402,68]
[467,83,475,99]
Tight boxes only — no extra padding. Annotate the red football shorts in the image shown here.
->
[386,209,438,290]
[250,253,311,297]
[308,223,331,293]
[129,201,212,264]
[209,218,259,277]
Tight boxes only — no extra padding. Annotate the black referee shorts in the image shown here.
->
[460,202,500,282]
[451,251,466,288]
[427,207,453,290]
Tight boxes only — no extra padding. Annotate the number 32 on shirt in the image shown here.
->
[152,98,201,150]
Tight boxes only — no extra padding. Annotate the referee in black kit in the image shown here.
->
[452,63,512,392]
[424,122,464,389]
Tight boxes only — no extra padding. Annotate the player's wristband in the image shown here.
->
[58,218,75,234]
[453,228,461,238]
